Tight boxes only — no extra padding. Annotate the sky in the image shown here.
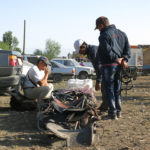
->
[0,0,150,57]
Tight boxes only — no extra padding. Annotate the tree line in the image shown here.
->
[0,31,61,60]
[0,31,21,52]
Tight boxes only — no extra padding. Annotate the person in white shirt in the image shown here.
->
[23,56,53,109]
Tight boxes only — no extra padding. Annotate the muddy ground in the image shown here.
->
[0,76,150,150]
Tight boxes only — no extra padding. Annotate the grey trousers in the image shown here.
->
[23,83,53,108]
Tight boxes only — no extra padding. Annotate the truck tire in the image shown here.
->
[78,72,88,79]
[53,74,63,83]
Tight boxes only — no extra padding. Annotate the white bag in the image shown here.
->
[67,79,93,91]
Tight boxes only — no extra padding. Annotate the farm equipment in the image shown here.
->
[9,79,100,146]
[36,89,100,146]
[121,46,143,94]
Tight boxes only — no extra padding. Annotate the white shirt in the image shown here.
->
[24,66,45,88]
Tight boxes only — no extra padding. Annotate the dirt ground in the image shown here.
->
[0,76,150,150]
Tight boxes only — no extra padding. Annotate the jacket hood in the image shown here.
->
[101,24,116,32]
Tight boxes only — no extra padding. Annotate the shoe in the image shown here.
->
[108,114,118,120]
[102,114,118,120]
[98,107,108,113]
[117,112,122,118]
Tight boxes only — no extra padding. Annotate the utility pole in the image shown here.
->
[23,20,26,55]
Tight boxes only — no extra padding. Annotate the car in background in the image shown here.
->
[142,65,150,75]
[126,46,143,79]
[0,50,22,95]
[75,58,94,68]
[52,58,95,79]
[23,54,40,65]
[49,60,75,82]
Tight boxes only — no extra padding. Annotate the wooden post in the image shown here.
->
[23,20,26,55]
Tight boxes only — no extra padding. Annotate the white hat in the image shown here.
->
[74,39,84,54]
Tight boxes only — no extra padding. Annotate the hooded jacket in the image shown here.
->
[98,25,131,64]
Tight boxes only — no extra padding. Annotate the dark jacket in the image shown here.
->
[98,25,131,64]
[86,45,101,82]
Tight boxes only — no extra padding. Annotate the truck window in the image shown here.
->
[64,60,74,66]
[55,60,63,65]
[51,62,58,68]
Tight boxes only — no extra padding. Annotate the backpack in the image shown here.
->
[20,71,37,89]
[19,75,26,89]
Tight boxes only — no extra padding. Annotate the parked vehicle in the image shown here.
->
[23,54,40,65]
[0,50,22,95]
[75,58,94,68]
[52,58,95,79]
[49,60,75,82]
[125,46,143,80]
[142,65,150,75]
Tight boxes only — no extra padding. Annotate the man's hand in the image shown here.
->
[122,61,128,68]
[44,67,50,75]
[39,67,49,86]
[95,82,101,91]
[118,58,123,65]
[118,58,128,68]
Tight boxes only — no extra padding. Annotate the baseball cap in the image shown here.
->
[95,16,109,30]
[95,17,102,30]
[74,39,84,54]
[38,56,50,65]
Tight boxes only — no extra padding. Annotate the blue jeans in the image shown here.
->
[102,65,122,115]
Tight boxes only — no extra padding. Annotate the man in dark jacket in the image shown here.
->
[95,16,131,120]
[74,39,108,113]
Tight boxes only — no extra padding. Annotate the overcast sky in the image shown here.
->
[0,0,150,56]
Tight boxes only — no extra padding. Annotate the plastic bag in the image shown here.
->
[67,79,93,91]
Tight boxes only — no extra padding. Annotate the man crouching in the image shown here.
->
[23,56,53,110]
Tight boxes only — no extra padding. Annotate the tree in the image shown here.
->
[44,39,61,60]
[2,31,21,52]
[0,42,10,50]
[14,47,21,53]
[3,31,13,49]
[12,36,19,50]
[33,49,43,56]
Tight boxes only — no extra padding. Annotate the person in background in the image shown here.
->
[23,56,54,110]
[80,60,85,66]
[95,16,131,120]
[74,39,108,113]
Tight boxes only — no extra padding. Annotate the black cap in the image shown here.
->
[38,56,50,65]
[95,16,109,30]
[95,17,102,30]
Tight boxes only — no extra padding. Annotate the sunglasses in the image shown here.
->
[80,45,84,49]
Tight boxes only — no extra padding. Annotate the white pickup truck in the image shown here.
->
[52,58,95,79]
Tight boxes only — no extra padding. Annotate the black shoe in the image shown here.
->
[108,114,118,120]
[98,103,108,113]
[98,107,108,113]
[117,112,122,118]
[102,114,118,120]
